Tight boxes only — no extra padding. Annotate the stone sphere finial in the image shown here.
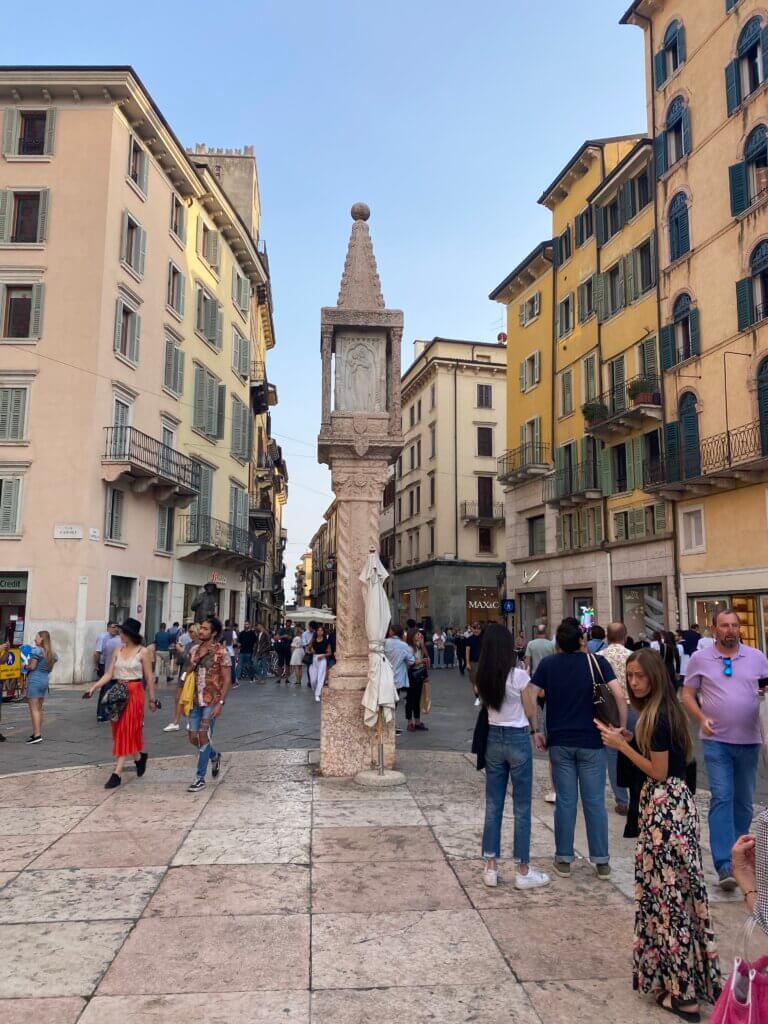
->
[351,202,370,222]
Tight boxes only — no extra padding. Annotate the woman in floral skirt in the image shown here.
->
[597,648,721,1022]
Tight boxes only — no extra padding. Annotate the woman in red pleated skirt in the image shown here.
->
[87,617,157,788]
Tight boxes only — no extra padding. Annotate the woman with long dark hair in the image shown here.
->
[658,630,681,690]
[477,624,550,890]
[405,628,429,731]
[597,648,721,1019]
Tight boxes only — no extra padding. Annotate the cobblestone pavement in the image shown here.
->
[0,749,759,1022]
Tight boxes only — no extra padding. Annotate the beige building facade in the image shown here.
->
[389,338,507,629]
[0,67,284,680]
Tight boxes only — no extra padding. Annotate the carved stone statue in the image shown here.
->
[191,582,218,623]
[335,335,384,412]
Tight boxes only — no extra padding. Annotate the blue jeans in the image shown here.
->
[481,725,533,863]
[702,739,761,872]
[237,653,254,680]
[549,745,609,864]
[188,705,217,780]
[605,707,637,806]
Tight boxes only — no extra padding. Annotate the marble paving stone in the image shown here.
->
[313,778,415,800]
[80,991,310,1023]
[0,997,86,1023]
[431,824,538,859]
[226,765,314,783]
[0,770,112,807]
[410,784,486,806]
[227,749,309,766]
[416,800,489,826]
[482,904,634,981]
[0,806,92,836]
[311,983,541,1024]
[0,920,133,997]
[195,797,311,829]
[0,867,164,922]
[312,909,512,989]
[210,781,313,803]
[32,829,186,868]
[523,978,673,1023]
[312,859,470,914]
[0,871,17,889]
[312,799,426,828]
[98,914,310,994]
[146,864,310,917]
[711,900,758,964]
[172,826,310,865]
[311,826,443,863]
[453,859,631,909]
[72,794,210,832]
[0,834,60,871]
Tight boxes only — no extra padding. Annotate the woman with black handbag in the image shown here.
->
[87,618,157,789]
[597,648,721,1021]
[405,628,429,732]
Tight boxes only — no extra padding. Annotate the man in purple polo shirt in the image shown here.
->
[682,607,768,889]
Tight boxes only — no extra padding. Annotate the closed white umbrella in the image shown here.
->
[359,552,398,729]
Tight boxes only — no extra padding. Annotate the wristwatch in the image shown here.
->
[218,699,225,705]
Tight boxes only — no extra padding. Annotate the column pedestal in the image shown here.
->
[320,688,395,777]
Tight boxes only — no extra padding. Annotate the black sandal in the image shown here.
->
[656,993,700,1023]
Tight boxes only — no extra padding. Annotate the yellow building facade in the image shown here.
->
[623,0,768,648]
[493,135,677,638]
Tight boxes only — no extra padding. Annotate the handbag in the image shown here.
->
[420,680,431,715]
[410,664,428,687]
[303,653,313,666]
[586,652,621,728]
[104,681,129,722]
[710,921,768,1023]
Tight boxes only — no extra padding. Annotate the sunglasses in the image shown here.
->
[723,657,733,678]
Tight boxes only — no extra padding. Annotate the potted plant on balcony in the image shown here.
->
[628,376,657,406]
[581,400,609,425]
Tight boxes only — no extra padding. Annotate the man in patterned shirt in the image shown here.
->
[186,616,231,792]
[601,622,633,815]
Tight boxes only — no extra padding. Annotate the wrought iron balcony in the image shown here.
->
[542,460,602,507]
[460,501,505,523]
[176,515,265,563]
[252,452,275,481]
[497,443,552,485]
[102,426,200,502]
[249,492,275,535]
[583,373,662,442]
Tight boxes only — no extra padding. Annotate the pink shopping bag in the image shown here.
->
[710,956,768,1024]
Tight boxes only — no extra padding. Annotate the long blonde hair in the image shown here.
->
[36,630,55,671]
[628,648,692,762]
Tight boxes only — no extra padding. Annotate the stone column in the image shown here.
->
[320,458,395,776]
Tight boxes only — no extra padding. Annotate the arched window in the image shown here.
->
[654,20,686,88]
[726,16,768,114]
[656,97,691,177]
[736,241,768,331]
[661,293,700,370]
[757,357,768,455]
[729,125,768,215]
[679,392,701,479]
[668,192,691,262]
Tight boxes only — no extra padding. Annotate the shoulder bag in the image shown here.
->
[104,682,129,722]
[587,652,621,729]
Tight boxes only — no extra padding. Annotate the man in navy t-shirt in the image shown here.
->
[532,619,625,881]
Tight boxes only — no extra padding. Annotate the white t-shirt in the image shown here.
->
[487,667,530,728]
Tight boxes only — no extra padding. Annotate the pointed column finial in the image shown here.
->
[351,202,370,221]
[337,202,384,309]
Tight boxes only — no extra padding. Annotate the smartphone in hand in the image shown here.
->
[81,692,92,699]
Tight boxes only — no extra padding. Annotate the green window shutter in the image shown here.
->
[518,302,526,326]
[0,478,20,534]
[231,397,242,457]
[0,190,10,243]
[36,189,49,242]
[614,513,626,542]
[232,330,240,375]
[196,217,203,257]
[519,360,526,392]
[215,305,223,350]
[555,515,563,552]
[240,335,250,377]
[649,230,657,286]
[631,506,646,538]
[655,133,667,178]
[729,162,749,216]
[2,108,18,156]
[157,506,168,552]
[533,351,541,383]
[600,444,614,496]
[595,272,607,322]
[736,277,755,332]
[204,370,216,436]
[128,311,140,363]
[625,442,636,492]
[624,179,636,222]
[578,509,588,549]
[664,421,681,482]
[585,355,595,399]
[178,272,185,318]
[552,238,560,269]
[596,207,607,247]
[519,423,526,450]
[112,489,124,541]
[231,266,238,303]
[725,60,742,116]
[209,231,219,270]
[113,298,124,352]
[0,389,21,440]
[642,337,658,377]
[593,506,603,544]
[216,383,226,439]
[660,324,676,370]
[653,50,667,89]
[653,502,666,534]
[163,338,174,390]
[575,215,583,248]
[137,227,146,278]
[204,294,216,343]
[0,390,9,440]
[681,108,692,156]
[577,283,585,323]
[43,109,57,156]
[633,436,644,489]
[533,417,541,450]
[624,252,636,304]
[193,364,205,430]
[30,283,44,339]
[689,307,700,355]
[138,151,149,195]
[176,347,185,395]
[120,212,128,263]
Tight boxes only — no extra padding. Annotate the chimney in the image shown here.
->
[413,340,427,360]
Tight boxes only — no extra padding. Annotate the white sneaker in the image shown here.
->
[163,722,180,732]
[482,867,498,887]
[315,696,321,702]
[544,791,556,804]
[474,697,481,707]
[515,866,550,890]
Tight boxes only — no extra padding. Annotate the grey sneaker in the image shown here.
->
[553,860,571,877]
[718,865,737,891]
[595,863,612,881]
[187,778,206,793]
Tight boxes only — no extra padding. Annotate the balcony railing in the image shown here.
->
[583,373,662,439]
[460,501,504,522]
[103,426,200,494]
[542,460,602,505]
[644,419,768,496]
[497,443,552,484]
[249,495,275,534]
[177,515,264,560]
[251,361,266,383]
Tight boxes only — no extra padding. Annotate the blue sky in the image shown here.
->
[3,0,647,598]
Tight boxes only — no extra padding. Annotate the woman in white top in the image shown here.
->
[476,623,550,891]
[289,626,305,685]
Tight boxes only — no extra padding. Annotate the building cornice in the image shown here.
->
[489,241,554,303]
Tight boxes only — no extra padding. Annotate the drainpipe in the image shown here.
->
[454,364,459,558]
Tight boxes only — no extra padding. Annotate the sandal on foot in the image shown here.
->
[656,993,700,1023]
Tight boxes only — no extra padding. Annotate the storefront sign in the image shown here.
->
[54,523,84,540]
[0,648,21,681]
[210,570,227,585]
[0,574,26,592]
